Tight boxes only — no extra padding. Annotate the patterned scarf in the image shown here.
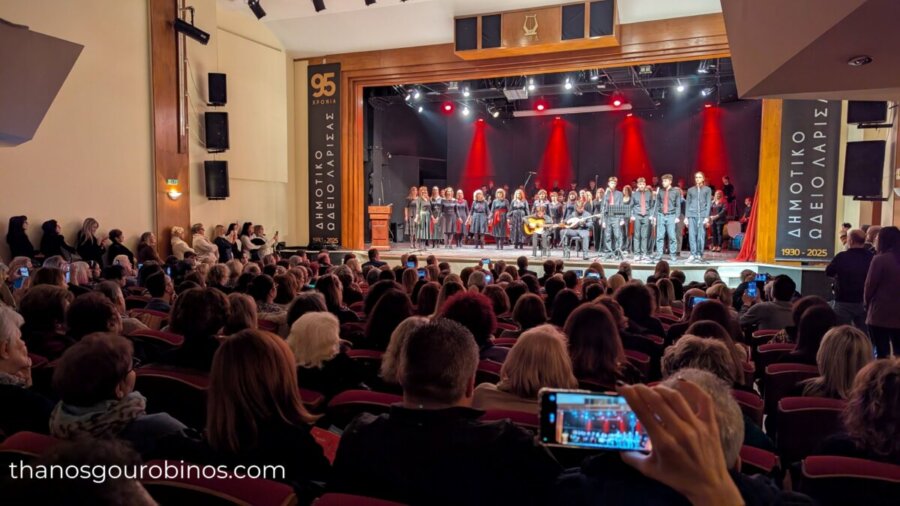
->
[0,371,26,387]
[50,391,147,440]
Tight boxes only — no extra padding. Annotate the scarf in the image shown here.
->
[50,391,147,440]
[0,371,27,387]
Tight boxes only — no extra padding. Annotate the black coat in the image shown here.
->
[76,233,106,266]
[106,242,135,267]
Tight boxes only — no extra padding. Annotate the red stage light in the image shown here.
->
[612,98,623,107]
[442,102,454,113]
[536,103,546,111]
[704,104,712,108]
[555,116,561,120]
[626,113,633,117]
[477,118,484,122]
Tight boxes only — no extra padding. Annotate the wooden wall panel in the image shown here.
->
[148,0,190,256]
[756,99,782,263]
[305,13,730,250]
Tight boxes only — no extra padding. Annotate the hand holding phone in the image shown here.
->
[586,272,601,280]
[406,261,416,269]
[539,389,651,452]
[745,283,757,299]
[417,268,426,279]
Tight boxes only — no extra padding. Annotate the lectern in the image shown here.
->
[368,205,393,250]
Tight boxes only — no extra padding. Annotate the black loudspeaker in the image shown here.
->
[204,112,229,152]
[208,73,226,105]
[562,3,586,40]
[590,0,615,37]
[481,14,501,49]
[204,161,229,200]
[455,17,477,51]
[843,140,886,196]
[847,101,887,124]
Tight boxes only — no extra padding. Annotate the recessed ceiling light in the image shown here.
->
[847,55,873,67]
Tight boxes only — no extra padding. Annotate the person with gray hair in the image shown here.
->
[190,223,218,264]
[467,269,487,293]
[0,305,54,434]
[330,318,562,505]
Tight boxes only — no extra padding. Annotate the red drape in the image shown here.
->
[735,185,760,262]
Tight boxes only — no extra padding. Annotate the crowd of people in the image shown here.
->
[404,173,745,263]
[1,214,899,504]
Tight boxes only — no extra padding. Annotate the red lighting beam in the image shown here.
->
[537,117,573,190]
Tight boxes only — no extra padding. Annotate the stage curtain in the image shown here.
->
[735,185,760,262]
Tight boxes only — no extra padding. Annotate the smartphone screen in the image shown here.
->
[406,261,415,269]
[137,263,144,272]
[690,296,709,309]
[13,277,26,290]
[417,268,426,279]
[165,267,172,277]
[481,258,491,266]
[586,272,601,280]
[755,273,768,283]
[746,283,757,298]
[573,269,584,278]
[19,267,29,277]
[65,271,71,284]
[539,389,651,452]
[308,282,316,289]
[485,274,493,284]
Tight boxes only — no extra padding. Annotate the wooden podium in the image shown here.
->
[368,204,393,250]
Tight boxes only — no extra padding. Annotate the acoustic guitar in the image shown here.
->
[523,213,603,235]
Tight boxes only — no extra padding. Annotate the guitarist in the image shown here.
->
[600,177,624,259]
[563,201,593,260]
[526,207,552,258]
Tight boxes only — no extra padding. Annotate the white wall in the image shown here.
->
[0,0,153,261]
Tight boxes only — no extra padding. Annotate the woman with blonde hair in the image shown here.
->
[401,268,418,295]
[606,273,626,293]
[799,325,873,400]
[288,312,365,398]
[473,324,578,413]
[190,224,217,264]
[467,270,487,293]
[509,188,530,249]
[432,280,465,316]
[706,283,736,318]
[75,218,108,267]
[170,226,194,260]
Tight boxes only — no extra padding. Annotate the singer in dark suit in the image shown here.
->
[654,174,684,262]
[631,177,655,261]
[685,171,713,263]
[600,177,624,258]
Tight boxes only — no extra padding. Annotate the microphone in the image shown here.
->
[527,171,536,174]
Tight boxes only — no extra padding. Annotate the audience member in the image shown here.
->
[136,232,161,264]
[6,216,36,259]
[565,304,640,388]
[106,229,136,267]
[432,279,465,316]
[614,282,666,337]
[288,312,366,399]
[549,288,581,327]
[163,287,229,371]
[75,218,108,267]
[864,226,900,357]
[379,316,428,388]
[797,325,873,400]
[286,291,327,328]
[826,229,873,328]
[317,274,360,324]
[0,305,54,435]
[416,281,440,316]
[777,305,837,365]
[40,220,76,259]
[438,291,506,362]
[223,292,257,335]
[363,289,413,351]
[66,292,122,339]
[739,274,796,330]
[19,285,73,359]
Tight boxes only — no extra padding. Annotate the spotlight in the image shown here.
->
[365,0,376,5]
[174,17,210,45]
[312,0,326,12]
[462,86,470,97]
[698,60,709,74]
[675,80,685,93]
[612,98,623,107]
[555,116,561,120]
[417,105,424,113]
[589,69,600,81]
[535,100,547,112]
[701,87,714,97]
[564,78,573,90]
[487,105,500,118]
[442,101,454,113]
[626,113,634,117]
[492,110,500,118]
[404,91,412,102]
[477,118,484,123]
[248,0,266,19]
[413,89,421,100]
[528,78,536,91]
[462,106,470,116]
[704,104,712,108]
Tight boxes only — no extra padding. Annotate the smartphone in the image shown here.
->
[481,258,491,266]
[308,282,316,289]
[137,263,144,272]
[745,283,758,298]
[539,389,651,452]
[165,266,172,277]
[406,261,416,269]
[484,274,493,284]
[19,267,29,277]
[689,296,709,310]
[417,268,426,279]
[572,269,585,278]
[755,273,769,283]
[114,259,120,266]
[65,271,71,284]
[13,277,26,290]
[586,272,601,280]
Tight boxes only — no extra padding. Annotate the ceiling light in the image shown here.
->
[697,60,709,74]
[527,79,536,92]
[404,91,412,101]
[417,105,423,113]
[612,98,623,107]
[847,55,873,67]
[487,105,500,118]
[462,106,470,116]
[492,110,500,118]
[626,113,634,117]
[442,102,454,113]
[638,64,653,75]
[704,104,712,108]
[589,69,600,81]
[462,87,470,97]
[413,89,421,100]
[675,80,685,93]
[312,0,326,12]
[564,78,573,90]
[701,87,714,97]
[535,100,547,112]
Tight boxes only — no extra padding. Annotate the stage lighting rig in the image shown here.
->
[174,7,210,45]
[248,0,266,19]
[312,0,326,12]
[461,106,470,116]
[564,78,573,90]
[675,80,685,93]
[589,69,600,81]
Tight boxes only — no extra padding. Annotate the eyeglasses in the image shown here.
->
[128,356,142,373]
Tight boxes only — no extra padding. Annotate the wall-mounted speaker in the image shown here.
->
[204,112,229,152]
[455,17,477,51]
[481,14,501,49]
[843,140,886,197]
[208,73,226,105]
[562,4,586,40]
[847,101,887,124]
[204,160,229,200]
[590,0,615,37]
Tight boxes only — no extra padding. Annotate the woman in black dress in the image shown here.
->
[454,189,468,248]
[490,188,510,250]
[6,216,36,259]
[710,190,728,252]
[40,220,76,259]
[508,189,530,249]
[76,218,108,266]
[404,186,418,248]
[467,190,490,249]
[440,187,458,249]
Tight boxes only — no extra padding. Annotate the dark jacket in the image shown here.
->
[0,384,54,435]
[214,236,235,262]
[75,233,106,266]
[825,248,873,303]
[6,216,36,259]
[362,260,387,270]
[159,335,221,372]
[137,243,162,264]
[106,242,136,267]
[22,330,76,361]
[296,352,367,400]
[144,298,172,314]
[329,405,562,505]
[814,433,900,465]
[331,306,361,324]
[39,221,76,258]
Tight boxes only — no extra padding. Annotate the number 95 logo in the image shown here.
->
[311,72,336,98]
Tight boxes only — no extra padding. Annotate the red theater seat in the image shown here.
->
[739,445,779,477]
[762,363,818,416]
[142,460,297,506]
[475,360,502,385]
[316,493,407,506]
[125,295,151,311]
[299,388,326,412]
[326,390,401,429]
[624,349,652,380]
[776,397,846,464]
[346,349,385,388]
[257,319,280,333]
[798,456,900,506]
[754,343,796,380]
[135,365,209,429]
[731,389,764,427]
[493,337,518,347]
[127,328,184,348]
[348,301,364,313]
[750,329,780,347]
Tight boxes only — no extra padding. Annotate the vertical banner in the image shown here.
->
[308,63,341,246]
[775,100,842,261]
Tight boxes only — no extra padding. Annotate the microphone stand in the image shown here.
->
[523,172,535,192]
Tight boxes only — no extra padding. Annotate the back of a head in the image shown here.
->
[53,333,132,406]
[689,300,734,336]
[808,325,873,399]
[467,270,486,291]
[791,295,829,327]
[512,293,547,330]
[501,325,577,399]
[544,276,565,304]
[795,305,838,358]
[520,274,540,294]
[380,316,429,385]
[662,335,737,385]
[170,287,230,339]
[145,271,167,298]
[771,275,796,302]
[661,368,744,467]
[517,256,528,270]
[363,280,403,315]
[483,284,510,316]
[248,274,275,302]
[703,269,721,287]
[286,291,327,327]
[66,292,120,339]
[614,282,653,321]
[400,318,479,405]
[416,282,440,316]
[366,289,413,349]
[224,292,257,335]
[504,280,528,309]
[843,358,900,460]
[564,304,622,379]
[368,248,378,260]
[686,320,732,344]
[549,289,581,327]
[32,267,64,288]
[288,312,340,368]
[20,284,70,332]
[208,329,313,454]
[848,229,866,247]
[562,271,577,289]
[876,226,900,256]
[437,291,496,347]
[542,259,554,275]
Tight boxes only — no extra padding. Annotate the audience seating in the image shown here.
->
[739,445,779,477]
[624,349,652,380]
[29,358,60,398]
[142,460,297,506]
[339,322,366,343]
[798,456,900,506]
[776,397,846,464]
[750,329,780,347]
[135,365,209,429]
[346,349,385,388]
[325,390,401,429]
[494,321,518,337]
[475,360,502,385]
[316,493,407,506]
[493,337,518,347]
[125,295,151,311]
[348,301,364,313]
[0,431,59,467]
[578,378,613,392]
[762,363,818,416]
[753,343,796,379]
[257,319,280,333]
[731,389,764,427]
[299,388,326,413]
[656,313,681,325]
[479,409,540,432]
[128,308,169,331]
[27,353,48,369]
